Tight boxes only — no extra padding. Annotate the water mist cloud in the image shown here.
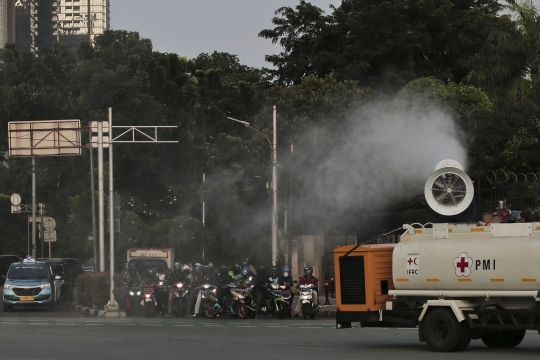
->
[292,98,468,224]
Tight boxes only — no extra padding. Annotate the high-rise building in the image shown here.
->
[1,0,109,54]
[1,0,16,46]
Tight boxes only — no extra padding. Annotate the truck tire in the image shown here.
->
[481,329,526,348]
[423,308,470,352]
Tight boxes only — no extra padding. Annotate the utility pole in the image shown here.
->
[31,157,36,258]
[272,105,278,266]
[98,121,105,272]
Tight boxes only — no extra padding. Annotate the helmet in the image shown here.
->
[271,267,278,277]
[304,266,313,277]
[219,265,227,274]
[129,264,137,272]
[173,262,181,270]
[241,266,250,276]
[194,263,202,272]
[282,267,290,277]
[207,262,214,269]
[242,258,250,267]
[257,266,266,276]
[182,264,190,274]
[124,262,129,269]
[148,268,155,277]
[233,264,241,275]
[157,263,165,272]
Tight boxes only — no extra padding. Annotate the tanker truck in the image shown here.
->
[334,160,540,352]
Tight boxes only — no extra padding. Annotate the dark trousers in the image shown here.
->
[189,289,199,314]
[255,290,265,315]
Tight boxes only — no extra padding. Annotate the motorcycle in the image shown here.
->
[156,279,168,315]
[245,282,288,319]
[124,282,142,316]
[140,282,158,317]
[298,283,319,319]
[172,281,189,317]
[281,284,292,318]
[203,283,248,319]
[199,283,220,319]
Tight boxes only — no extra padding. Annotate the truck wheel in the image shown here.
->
[481,330,526,348]
[423,308,470,352]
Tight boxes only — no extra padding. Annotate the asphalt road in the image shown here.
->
[1,305,540,360]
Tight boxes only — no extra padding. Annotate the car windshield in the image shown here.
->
[129,260,167,274]
[83,258,94,267]
[8,265,49,279]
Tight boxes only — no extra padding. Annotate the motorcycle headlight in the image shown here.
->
[203,284,210,289]
[271,284,279,290]
[40,283,51,289]
[176,283,183,288]
[144,294,151,298]
[158,281,164,286]
[137,291,141,296]
[280,285,286,289]
[129,291,134,296]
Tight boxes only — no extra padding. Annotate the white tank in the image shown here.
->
[393,223,540,291]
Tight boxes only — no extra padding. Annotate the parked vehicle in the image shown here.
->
[3,257,61,311]
[128,259,168,276]
[140,282,157,317]
[0,255,21,285]
[298,283,319,319]
[172,281,189,316]
[82,258,94,273]
[127,248,174,270]
[40,259,69,302]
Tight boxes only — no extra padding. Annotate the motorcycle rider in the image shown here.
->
[269,267,279,283]
[189,263,203,315]
[166,262,189,317]
[143,268,158,284]
[156,264,169,316]
[252,266,269,319]
[293,265,319,319]
[123,264,142,305]
[216,265,234,309]
[193,263,216,315]
[279,266,294,317]
[228,264,242,281]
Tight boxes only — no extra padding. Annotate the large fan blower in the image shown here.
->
[424,159,474,216]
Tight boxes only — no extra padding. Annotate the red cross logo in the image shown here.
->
[407,258,413,265]
[453,252,472,277]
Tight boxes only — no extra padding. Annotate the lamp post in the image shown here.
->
[227,105,278,266]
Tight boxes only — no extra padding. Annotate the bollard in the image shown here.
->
[330,277,335,298]
[324,280,331,305]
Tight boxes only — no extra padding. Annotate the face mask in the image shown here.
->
[283,272,289,277]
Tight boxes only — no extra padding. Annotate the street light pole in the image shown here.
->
[272,106,278,266]
[226,106,278,266]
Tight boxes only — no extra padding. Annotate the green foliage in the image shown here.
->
[76,273,122,308]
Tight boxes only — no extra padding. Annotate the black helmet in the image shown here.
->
[257,266,266,276]
[173,262,181,271]
[157,263,165,272]
[271,267,278,276]
[129,264,137,272]
[233,264,241,275]
[242,258,250,267]
[304,266,313,277]
[219,265,227,274]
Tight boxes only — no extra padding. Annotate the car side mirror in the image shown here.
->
[55,275,61,280]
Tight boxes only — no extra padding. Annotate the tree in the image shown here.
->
[260,0,515,90]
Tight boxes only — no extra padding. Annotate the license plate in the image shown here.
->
[20,296,34,301]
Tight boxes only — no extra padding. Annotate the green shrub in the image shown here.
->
[76,273,122,309]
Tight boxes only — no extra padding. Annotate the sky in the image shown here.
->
[110,0,341,69]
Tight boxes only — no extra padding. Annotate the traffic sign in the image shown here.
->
[10,194,21,205]
[44,230,56,242]
[43,217,56,231]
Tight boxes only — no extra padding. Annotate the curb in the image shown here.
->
[318,309,336,318]
[71,303,106,317]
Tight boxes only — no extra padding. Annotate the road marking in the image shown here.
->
[203,325,224,327]
[142,324,164,326]
[113,323,135,326]
[299,326,320,328]
[267,326,288,328]
[28,323,48,325]
[173,325,194,327]
[56,323,76,325]
[235,325,256,327]
[85,324,104,326]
